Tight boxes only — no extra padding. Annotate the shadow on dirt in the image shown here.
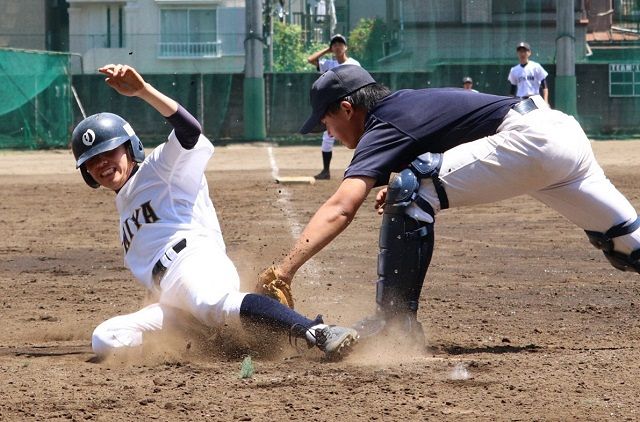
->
[441,343,541,355]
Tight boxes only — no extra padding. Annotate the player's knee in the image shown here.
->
[91,324,114,356]
[603,250,640,273]
[191,291,246,329]
[585,217,640,273]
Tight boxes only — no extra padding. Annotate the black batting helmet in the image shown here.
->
[71,113,144,188]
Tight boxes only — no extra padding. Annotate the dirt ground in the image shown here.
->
[1,141,640,421]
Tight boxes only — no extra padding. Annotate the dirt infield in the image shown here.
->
[1,142,639,421]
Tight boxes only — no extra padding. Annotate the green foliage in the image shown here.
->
[272,21,318,72]
[271,21,341,72]
[348,18,389,68]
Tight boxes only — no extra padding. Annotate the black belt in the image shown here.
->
[152,239,187,285]
[511,98,538,115]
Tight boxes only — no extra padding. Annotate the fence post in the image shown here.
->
[555,0,578,117]
[244,0,267,140]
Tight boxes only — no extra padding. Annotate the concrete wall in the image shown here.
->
[68,0,246,74]
[0,0,46,50]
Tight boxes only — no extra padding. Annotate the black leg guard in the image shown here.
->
[353,167,438,342]
[585,217,640,273]
[376,212,434,317]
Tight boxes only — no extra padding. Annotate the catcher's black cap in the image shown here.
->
[300,64,376,134]
[330,34,347,46]
[516,41,531,51]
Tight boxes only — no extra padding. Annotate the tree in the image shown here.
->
[271,21,325,72]
[271,21,307,72]
[348,17,389,69]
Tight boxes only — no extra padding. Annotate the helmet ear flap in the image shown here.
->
[80,166,99,189]
[128,135,145,163]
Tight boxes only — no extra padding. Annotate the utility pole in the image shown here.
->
[244,0,267,140]
[555,0,578,117]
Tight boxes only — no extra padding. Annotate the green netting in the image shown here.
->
[263,1,640,138]
[0,48,72,149]
[71,73,237,144]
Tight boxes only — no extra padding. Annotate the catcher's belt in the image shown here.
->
[511,97,538,115]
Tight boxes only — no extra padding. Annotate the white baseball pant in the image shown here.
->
[92,242,246,357]
[322,130,335,152]
[407,96,640,255]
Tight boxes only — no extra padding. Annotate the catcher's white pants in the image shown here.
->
[408,95,640,255]
[92,242,246,357]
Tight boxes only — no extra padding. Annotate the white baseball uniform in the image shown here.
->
[318,57,361,151]
[508,60,548,98]
[407,96,640,255]
[92,130,247,356]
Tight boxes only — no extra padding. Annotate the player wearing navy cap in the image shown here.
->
[258,65,640,344]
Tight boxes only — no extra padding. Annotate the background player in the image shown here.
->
[257,65,640,344]
[462,76,478,92]
[306,34,361,180]
[508,41,549,103]
[71,64,358,361]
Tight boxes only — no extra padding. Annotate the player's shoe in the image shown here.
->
[309,325,359,360]
[314,170,330,180]
[353,311,425,348]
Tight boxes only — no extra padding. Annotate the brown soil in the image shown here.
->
[1,142,639,421]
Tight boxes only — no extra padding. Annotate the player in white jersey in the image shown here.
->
[70,64,358,361]
[307,34,361,180]
[508,41,549,103]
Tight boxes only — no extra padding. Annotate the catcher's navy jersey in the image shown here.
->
[344,88,520,186]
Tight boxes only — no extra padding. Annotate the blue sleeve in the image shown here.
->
[165,105,202,150]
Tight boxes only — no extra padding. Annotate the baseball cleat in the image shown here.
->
[313,325,359,360]
[353,312,426,349]
[313,170,330,180]
[352,313,387,339]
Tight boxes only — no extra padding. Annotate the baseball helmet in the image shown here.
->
[71,112,144,188]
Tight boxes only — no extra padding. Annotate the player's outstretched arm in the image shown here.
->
[99,64,178,117]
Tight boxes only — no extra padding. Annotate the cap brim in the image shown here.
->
[75,135,131,168]
[299,110,325,134]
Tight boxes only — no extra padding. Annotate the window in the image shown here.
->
[159,8,220,58]
[106,6,124,48]
[609,63,640,97]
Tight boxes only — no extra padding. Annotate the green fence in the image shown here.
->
[0,48,72,149]
[67,64,640,146]
[3,0,640,149]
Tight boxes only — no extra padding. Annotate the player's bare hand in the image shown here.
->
[99,64,146,97]
[375,187,387,215]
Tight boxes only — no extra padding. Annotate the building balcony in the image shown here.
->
[157,40,222,58]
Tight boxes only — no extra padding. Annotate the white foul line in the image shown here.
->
[266,146,318,280]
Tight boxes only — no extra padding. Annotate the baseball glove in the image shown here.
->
[256,266,294,309]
